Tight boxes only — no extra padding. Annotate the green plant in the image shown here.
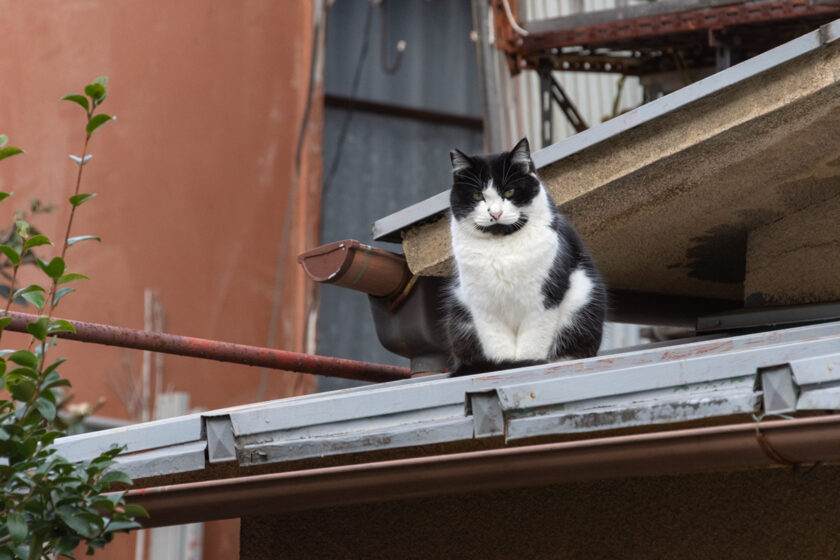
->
[0,78,145,559]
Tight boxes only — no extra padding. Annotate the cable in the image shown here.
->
[322,1,375,195]
[379,0,406,75]
[501,0,529,36]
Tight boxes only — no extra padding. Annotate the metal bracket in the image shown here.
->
[467,391,505,438]
[205,416,237,463]
[759,365,798,415]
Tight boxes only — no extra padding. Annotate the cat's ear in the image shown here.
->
[509,137,533,170]
[450,149,472,174]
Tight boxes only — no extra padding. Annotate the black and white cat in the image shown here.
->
[444,138,606,376]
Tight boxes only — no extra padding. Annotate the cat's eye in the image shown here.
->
[504,189,515,198]
[472,193,483,201]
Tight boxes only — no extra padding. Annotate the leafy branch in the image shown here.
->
[0,78,143,560]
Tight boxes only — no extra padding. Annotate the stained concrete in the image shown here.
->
[401,40,840,310]
[746,192,840,306]
[241,464,840,559]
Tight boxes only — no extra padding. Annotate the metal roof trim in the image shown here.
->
[53,320,840,482]
[371,18,840,242]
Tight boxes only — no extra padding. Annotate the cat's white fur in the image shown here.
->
[450,180,594,362]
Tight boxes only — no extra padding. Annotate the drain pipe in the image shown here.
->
[125,414,840,528]
[298,240,451,375]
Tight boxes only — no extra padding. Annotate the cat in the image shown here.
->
[444,137,606,376]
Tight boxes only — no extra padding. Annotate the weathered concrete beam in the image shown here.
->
[401,34,840,312]
[745,193,840,306]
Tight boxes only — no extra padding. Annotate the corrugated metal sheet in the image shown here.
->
[517,0,645,146]
[325,0,481,115]
[318,0,482,391]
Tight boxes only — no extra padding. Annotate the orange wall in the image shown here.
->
[0,1,322,558]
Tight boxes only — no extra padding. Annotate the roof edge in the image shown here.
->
[128,414,840,528]
[371,18,840,243]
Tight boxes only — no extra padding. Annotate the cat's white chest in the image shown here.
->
[453,221,557,327]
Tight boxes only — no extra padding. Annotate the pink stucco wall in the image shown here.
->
[0,1,323,557]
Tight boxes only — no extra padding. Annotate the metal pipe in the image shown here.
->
[1,311,410,383]
[125,415,840,528]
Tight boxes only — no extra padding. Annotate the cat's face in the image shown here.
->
[449,138,541,236]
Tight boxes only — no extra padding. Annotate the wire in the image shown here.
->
[501,0,529,36]
[322,1,375,195]
[379,0,406,75]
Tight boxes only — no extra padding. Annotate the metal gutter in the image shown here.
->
[126,414,840,528]
[371,18,840,242]
[55,320,840,481]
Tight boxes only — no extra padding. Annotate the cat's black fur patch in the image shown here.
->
[449,139,539,232]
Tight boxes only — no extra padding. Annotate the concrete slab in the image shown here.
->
[745,193,840,306]
[398,27,840,317]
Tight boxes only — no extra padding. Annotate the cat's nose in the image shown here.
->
[489,207,503,220]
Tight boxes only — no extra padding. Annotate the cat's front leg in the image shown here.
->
[514,312,558,362]
[471,311,518,362]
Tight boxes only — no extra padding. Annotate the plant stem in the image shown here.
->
[44,131,90,323]
[33,124,92,355]
[0,263,20,345]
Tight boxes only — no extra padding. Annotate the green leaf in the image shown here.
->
[0,146,24,162]
[84,83,106,101]
[0,245,21,266]
[48,317,76,333]
[69,193,96,207]
[7,367,38,380]
[122,503,149,518]
[69,154,93,165]
[41,375,71,392]
[15,220,29,238]
[6,375,36,401]
[34,397,56,421]
[26,316,48,341]
[8,350,37,368]
[90,497,117,511]
[43,357,68,376]
[13,284,45,298]
[57,272,89,285]
[0,317,12,332]
[20,291,45,310]
[57,507,97,538]
[37,256,65,279]
[0,134,6,147]
[6,511,27,544]
[104,520,141,533]
[100,470,132,487]
[86,114,114,135]
[0,192,11,202]
[62,93,90,112]
[67,235,101,247]
[23,234,52,251]
[53,286,76,306]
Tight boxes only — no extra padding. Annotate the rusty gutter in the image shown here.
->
[126,414,840,528]
[1,310,409,383]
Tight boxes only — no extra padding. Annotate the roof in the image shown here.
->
[371,18,840,243]
[55,319,840,486]
[374,18,840,321]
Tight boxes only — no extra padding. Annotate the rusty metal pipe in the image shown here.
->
[126,415,840,528]
[1,311,410,383]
